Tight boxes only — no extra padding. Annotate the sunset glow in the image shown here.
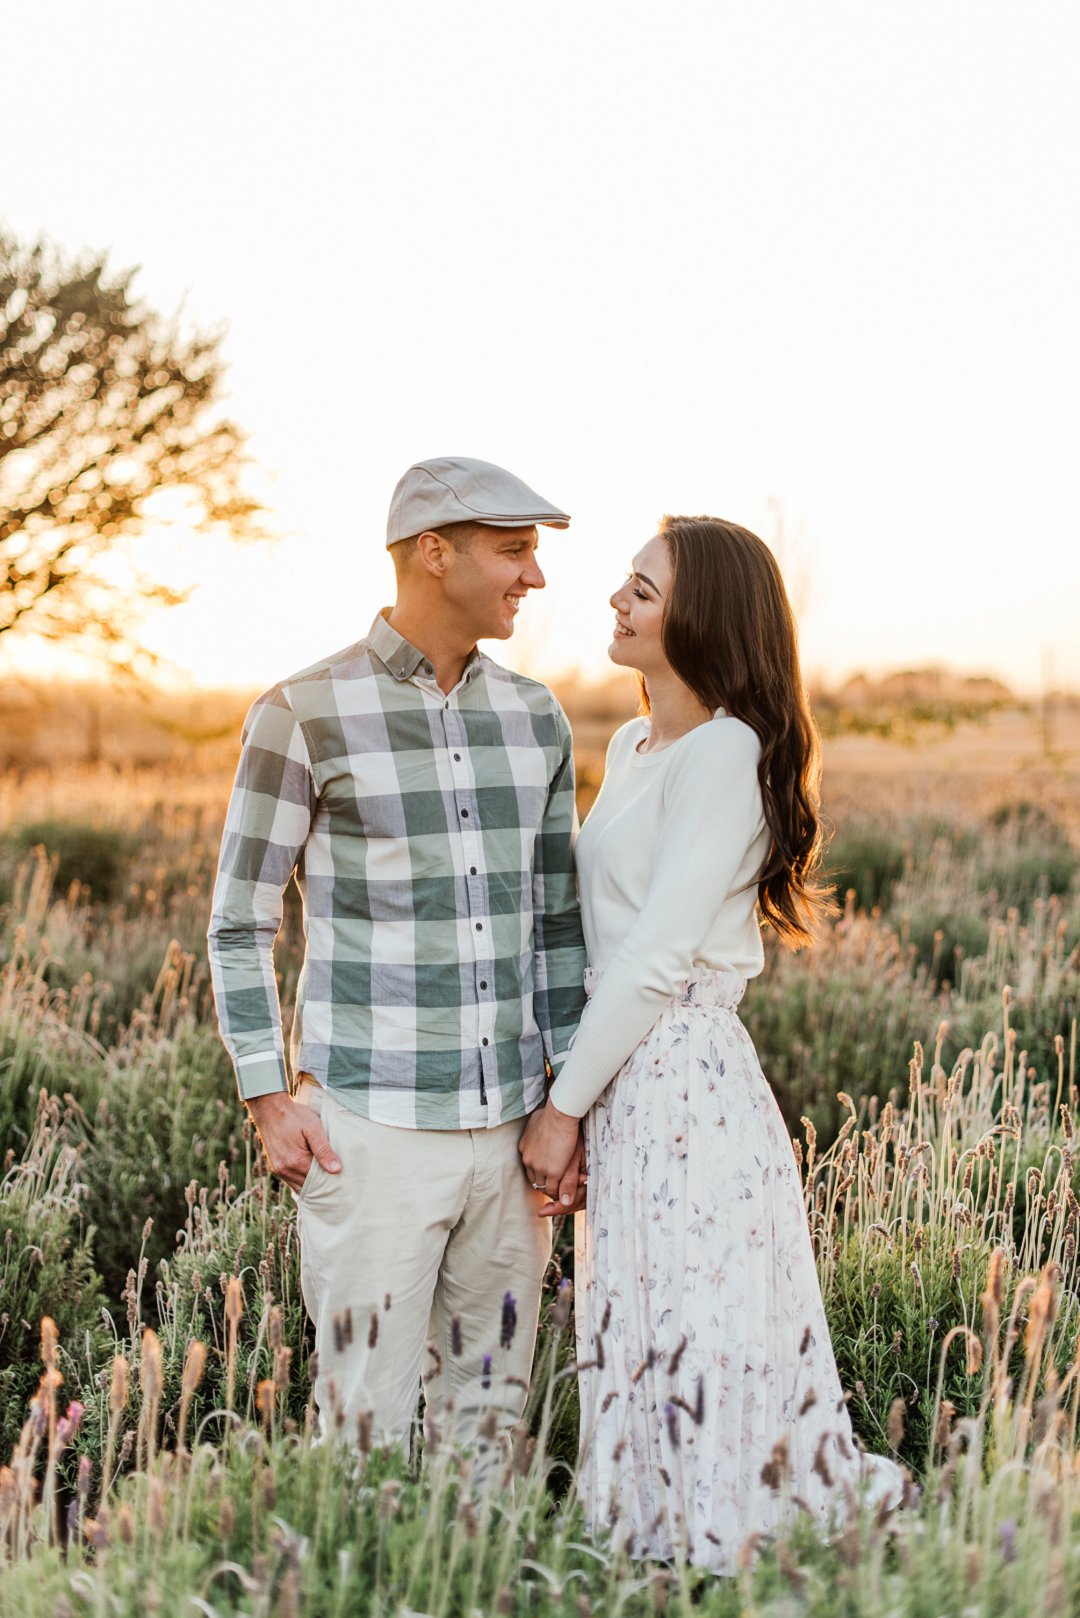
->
[3,2,1078,696]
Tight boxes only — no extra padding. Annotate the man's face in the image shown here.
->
[444,525,546,640]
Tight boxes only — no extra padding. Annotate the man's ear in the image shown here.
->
[415,529,451,577]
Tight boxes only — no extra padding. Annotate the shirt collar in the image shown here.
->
[367,609,488,684]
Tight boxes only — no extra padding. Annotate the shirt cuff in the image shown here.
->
[235,1051,290,1102]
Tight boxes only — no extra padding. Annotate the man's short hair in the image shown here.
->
[390,520,483,576]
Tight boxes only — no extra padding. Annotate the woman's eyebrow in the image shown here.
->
[633,571,659,593]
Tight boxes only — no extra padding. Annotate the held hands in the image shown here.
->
[246,1090,342,1192]
[519,1099,587,1218]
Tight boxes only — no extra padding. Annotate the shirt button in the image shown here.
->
[475,922,483,932]
[469,866,477,876]
[461,808,469,818]
[480,979,488,990]
[482,1037,489,1047]
[444,700,449,709]
[453,752,461,762]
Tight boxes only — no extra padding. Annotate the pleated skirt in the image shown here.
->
[573,966,904,1572]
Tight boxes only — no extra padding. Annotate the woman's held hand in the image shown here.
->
[519,1099,582,1208]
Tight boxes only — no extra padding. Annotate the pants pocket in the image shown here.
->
[295,1078,329,1200]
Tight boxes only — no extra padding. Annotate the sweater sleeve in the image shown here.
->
[547,719,765,1117]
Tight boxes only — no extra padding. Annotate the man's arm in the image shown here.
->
[208,687,341,1186]
[530,701,588,1080]
[208,685,316,1100]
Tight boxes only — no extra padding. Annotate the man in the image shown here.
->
[207,455,587,1459]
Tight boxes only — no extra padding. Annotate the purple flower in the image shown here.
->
[500,1292,518,1350]
[481,1354,492,1390]
[56,1400,86,1448]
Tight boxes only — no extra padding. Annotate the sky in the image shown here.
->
[3,0,1079,694]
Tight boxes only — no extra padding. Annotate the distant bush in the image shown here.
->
[823,824,908,913]
[13,821,139,903]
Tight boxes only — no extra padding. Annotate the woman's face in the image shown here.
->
[608,533,672,674]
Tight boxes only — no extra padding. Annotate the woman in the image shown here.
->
[520,516,904,1572]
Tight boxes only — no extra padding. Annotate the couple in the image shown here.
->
[207,456,902,1572]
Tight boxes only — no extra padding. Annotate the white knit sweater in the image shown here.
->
[548,713,770,1118]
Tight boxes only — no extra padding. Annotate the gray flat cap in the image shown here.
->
[387,456,570,546]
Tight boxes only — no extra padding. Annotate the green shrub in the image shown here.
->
[823,824,908,913]
[76,1023,243,1306]
[13,821,139,904]
[0,1102,110,1461]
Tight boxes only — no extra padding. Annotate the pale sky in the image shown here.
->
[4,0,1079,694]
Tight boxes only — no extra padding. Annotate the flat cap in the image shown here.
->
[387,456,570,547]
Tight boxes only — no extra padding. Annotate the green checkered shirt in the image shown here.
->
[208,611,587,1128]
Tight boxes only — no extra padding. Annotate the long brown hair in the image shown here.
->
[641,515,832,947]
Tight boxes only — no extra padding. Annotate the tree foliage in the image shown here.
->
[0,232,261,660]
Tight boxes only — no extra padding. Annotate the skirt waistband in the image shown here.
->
[583,964,747,1011]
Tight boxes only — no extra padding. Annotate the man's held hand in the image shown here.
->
[247,1089,342,1192]
[519,1098,584,1212]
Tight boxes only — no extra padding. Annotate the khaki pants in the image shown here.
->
[294,1078,552,1458]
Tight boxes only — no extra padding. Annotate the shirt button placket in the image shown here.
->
[444,699,494,1118]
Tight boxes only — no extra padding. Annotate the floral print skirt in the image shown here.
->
[573,965,904,1573]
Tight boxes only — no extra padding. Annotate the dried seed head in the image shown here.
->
[811,1433,834,1488]
[109,1355,130,1417]
[40,1317,60,1372]
[760,1436,790,1492]
[147,1477,166,1535]
[268,1306,284,1353]
[181,1340,206,1398]
[935,1399,956,1448]
[510,1421,535,1477]
[224,1277,244,1327]
[256,1380,275,1424]
[140,1330,163,1402]
[479,1410,499,1445]
[357,1410,373,1455]
[887,1398,906,1449]
[83,1518,109,1550]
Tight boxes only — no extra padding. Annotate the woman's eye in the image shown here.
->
[633,588,648,601]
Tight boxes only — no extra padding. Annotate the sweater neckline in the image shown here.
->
[629,711,725,766]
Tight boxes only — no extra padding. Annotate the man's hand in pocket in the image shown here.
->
[246,1088,342,1192]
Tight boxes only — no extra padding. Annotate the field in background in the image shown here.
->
[1,676,1079,1613]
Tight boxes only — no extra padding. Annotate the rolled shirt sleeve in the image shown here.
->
[207,688,316,1101]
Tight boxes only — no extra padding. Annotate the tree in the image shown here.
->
[0,232,262,664]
